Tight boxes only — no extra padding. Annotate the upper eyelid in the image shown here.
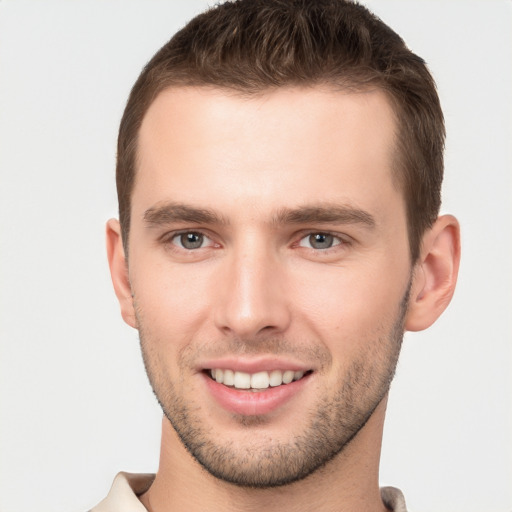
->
[159,228,214,242]
[158,228,352,247]
[161,230,218,252]
[294,229,351,242]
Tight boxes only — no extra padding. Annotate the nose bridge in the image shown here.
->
[214,233,290,337]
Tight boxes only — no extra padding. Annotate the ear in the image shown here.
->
[405,214,461,332]
[106,219,137,329]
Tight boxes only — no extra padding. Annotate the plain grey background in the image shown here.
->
[0,1,511,511]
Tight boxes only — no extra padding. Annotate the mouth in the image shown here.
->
[202,363,314,415]
[206,368,312,391]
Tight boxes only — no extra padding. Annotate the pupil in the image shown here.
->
[310,233,333,249]
[181,232,203,249]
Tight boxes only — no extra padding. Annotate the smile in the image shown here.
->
[203,366,313,415]
[209,368,309,390]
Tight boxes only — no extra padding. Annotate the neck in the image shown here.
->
[140,397,389,512]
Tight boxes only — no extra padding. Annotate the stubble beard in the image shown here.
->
[136,286,409,489]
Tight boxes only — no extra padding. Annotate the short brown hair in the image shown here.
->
[117,0,445,261]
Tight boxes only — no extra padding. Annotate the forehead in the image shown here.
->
[134,85,400,220]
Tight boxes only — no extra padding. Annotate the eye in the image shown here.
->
[299,233,342,250]
[172,232,211,250]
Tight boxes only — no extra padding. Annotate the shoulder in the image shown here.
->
[89,472,155,512]
[381,486,408,512]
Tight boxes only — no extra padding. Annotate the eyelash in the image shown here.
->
[296,231,347,251]
[160,230,350,253]
[161,230,216,251]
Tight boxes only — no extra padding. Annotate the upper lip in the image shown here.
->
[198,356,312,374]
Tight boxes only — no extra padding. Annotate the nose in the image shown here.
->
[213,243,292,339]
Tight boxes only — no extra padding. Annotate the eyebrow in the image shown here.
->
[272,204,376,228]
[143,202,229,226]
[143,201,375,229]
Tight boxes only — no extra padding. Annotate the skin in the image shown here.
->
[107,86,460,512]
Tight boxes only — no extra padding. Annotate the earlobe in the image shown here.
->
[106,219,137,329]
[405,215,461,332]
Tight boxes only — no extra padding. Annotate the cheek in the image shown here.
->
[130,257,214,343]
[291,260,407,345]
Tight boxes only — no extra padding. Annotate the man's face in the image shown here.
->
[126,86,413,486]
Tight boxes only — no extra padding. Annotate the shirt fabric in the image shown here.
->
[90,472,408,511]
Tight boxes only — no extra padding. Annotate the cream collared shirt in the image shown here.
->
[90,472,408,512]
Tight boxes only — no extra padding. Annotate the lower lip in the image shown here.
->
[203,373,310,416]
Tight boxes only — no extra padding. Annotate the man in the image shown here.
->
[96,0,460,510]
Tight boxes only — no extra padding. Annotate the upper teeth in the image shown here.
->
[210,369,305,389]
